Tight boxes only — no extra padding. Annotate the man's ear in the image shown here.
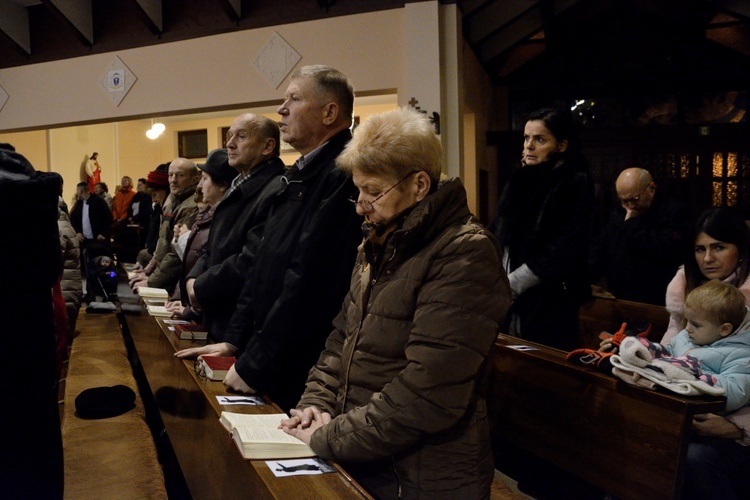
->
[414,171,432,201]
[557,139,568,153]
[322,101,339,126]
[262,137,276,156]
[720,322,735,337]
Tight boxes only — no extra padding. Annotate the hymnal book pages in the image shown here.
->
[219,412,315,459]
[146,305,172,317]
[138,287,169,299]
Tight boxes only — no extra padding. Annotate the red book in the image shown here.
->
[199,356,236,381]
[174,323,209,341]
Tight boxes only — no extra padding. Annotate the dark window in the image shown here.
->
[178,129,208,159]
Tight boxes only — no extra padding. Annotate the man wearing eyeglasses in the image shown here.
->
[177,66,362,412]
[590,167,691,305]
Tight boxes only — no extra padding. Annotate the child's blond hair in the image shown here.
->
[684,280,746,331]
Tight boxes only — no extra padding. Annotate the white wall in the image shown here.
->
[0,9,406,131]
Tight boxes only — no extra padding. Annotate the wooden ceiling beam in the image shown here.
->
[0,0,31,55]
[217,0,241,23]
[40,0,93,46]
[132,0,163,35]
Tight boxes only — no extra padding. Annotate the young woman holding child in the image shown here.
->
[661,207,750,345]
[660,207,750,500]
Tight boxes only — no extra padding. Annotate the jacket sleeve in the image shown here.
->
[524,171,594,283]
[309,231,511,462]
[296,306,351,415]
[192,221,266,310]
[714,352,750,412]
[660,269,686,345]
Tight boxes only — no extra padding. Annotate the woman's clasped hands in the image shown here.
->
[279,407,332,445]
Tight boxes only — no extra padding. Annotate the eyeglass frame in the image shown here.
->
[619,182,653,206]
[348,170,420,212]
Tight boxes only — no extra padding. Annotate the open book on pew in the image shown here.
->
[137,287,170,300]
[146,304,172,318]
[219,412,315,460]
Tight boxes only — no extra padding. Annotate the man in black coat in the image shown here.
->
[183,113,285,339]
[71,181,113,244]
[0,144,63,498]
[589,167,691,305]
[71,181,113,299]
[129,177,153,232]
[176,66,362,412]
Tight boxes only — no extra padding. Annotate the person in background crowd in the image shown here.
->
[0,143,63,498]
[176,65,362,413]
[130,158,200,293]
[70,181,113,301]
[589,167,691,305]
[129,177,152,231]
[166,149,235,321]
[281,107,511,498]
[179,113,284,349]
[112,175,136,225]
[489,107,594,350]
[95,181,113,210]
[112,175,137,249]
[135,170,167,267]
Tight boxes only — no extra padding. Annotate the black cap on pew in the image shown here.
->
[75,385,136,419]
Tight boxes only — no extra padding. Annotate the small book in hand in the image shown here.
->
[198,356,235,381]
[174,323,209,341]
[219,412,315,460]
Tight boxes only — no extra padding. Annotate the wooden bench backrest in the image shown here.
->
[577,296,671,349]
[489,334,725,500]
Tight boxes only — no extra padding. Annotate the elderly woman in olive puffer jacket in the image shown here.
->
[281,108,511,499]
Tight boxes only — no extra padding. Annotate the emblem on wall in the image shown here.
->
[99,56,137,106]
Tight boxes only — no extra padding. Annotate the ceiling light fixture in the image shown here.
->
[146,118,165,140]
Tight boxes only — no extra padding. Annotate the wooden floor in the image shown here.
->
[492,470,532,499]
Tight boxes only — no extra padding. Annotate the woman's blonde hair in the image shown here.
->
[336,107,442,184]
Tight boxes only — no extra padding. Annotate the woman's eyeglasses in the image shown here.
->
[349,171,419,212]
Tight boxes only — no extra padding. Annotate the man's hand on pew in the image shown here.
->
[223,365,257,394]
[165,301,185,316]
[693,413,744,440]
[130,273,149,289]
[279,407,332,445]
[175,342,237,359]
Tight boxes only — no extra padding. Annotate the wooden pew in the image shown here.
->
[577,296,671,349]
[489,334,725,500]
[120,306,371,500]
[62,310,167,499]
